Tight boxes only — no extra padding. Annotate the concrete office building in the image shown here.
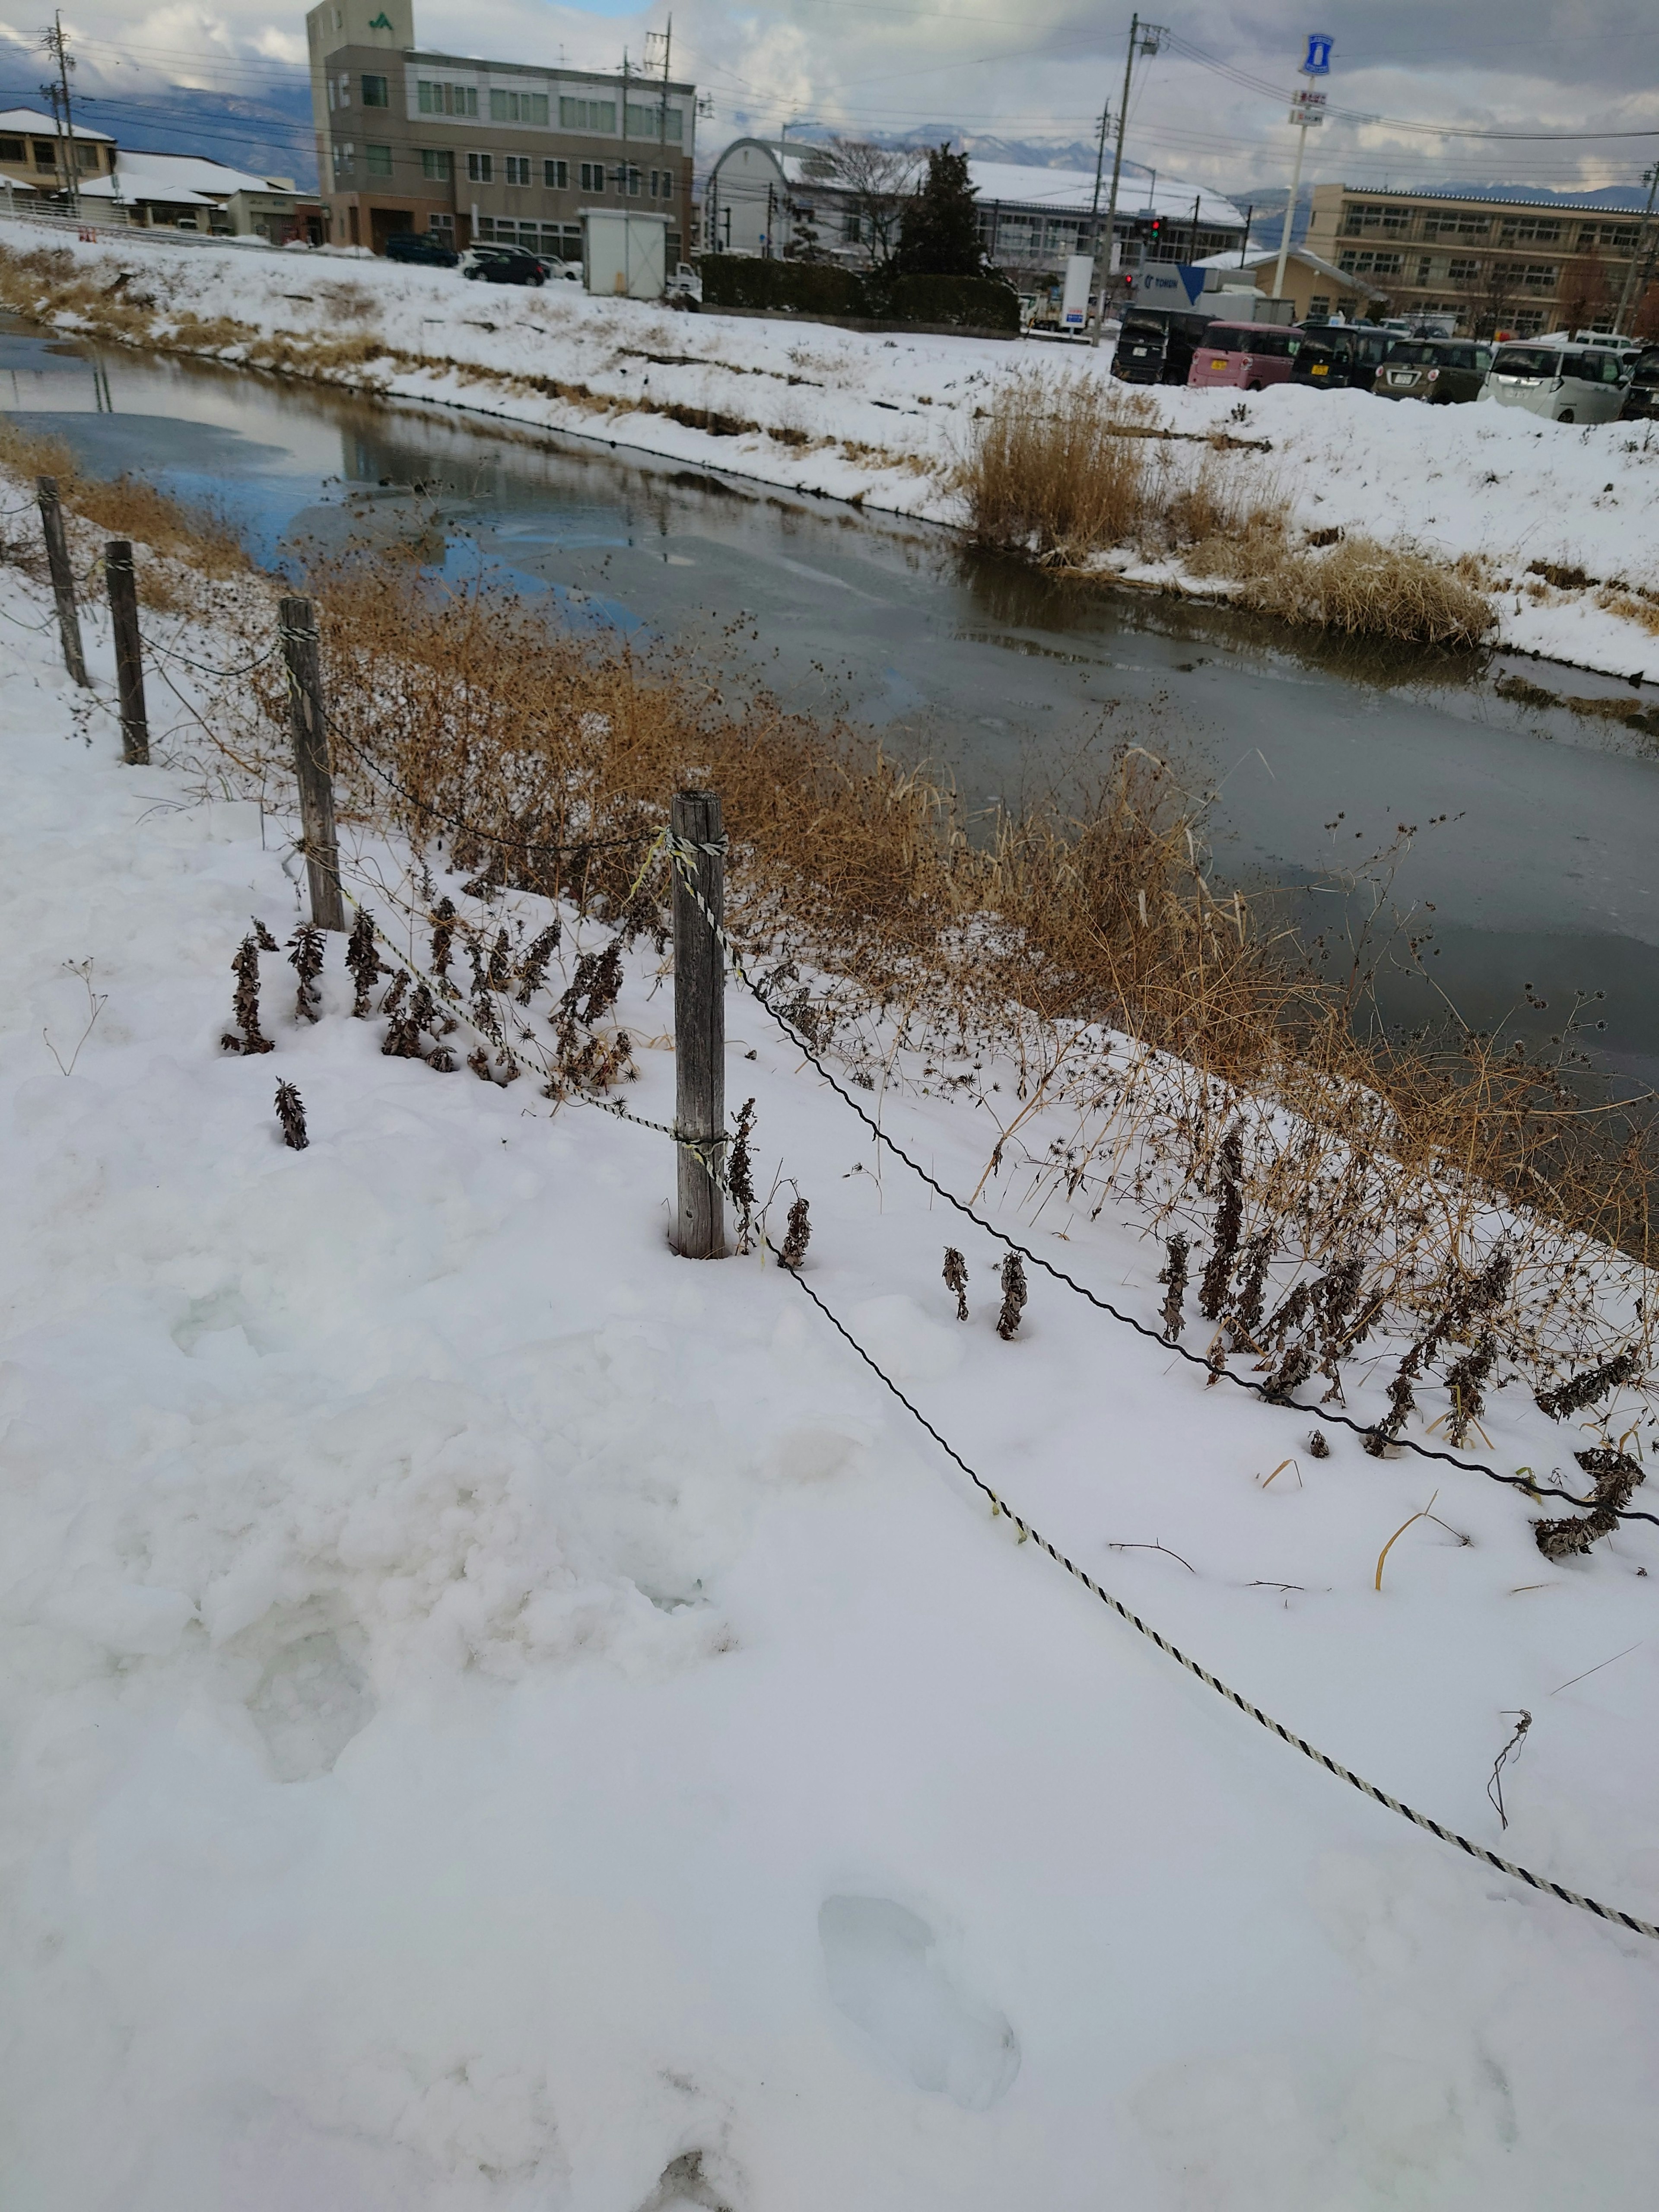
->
[1305,182,1656,337]
[306,0,695,258]
[703,140,1243,278]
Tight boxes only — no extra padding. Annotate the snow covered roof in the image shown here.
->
[1194,243,1378,290]
[0,106,114,143]
[81,152,298,208]
[749,142,1243,229]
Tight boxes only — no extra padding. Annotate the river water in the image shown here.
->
[6,312,1657,1085]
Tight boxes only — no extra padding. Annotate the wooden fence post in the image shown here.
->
[278,594,346,933]
[36,475,88,688]
[671,788,726,1258]
[103,541,148,765]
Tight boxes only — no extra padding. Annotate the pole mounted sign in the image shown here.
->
[1271,35,1333,303]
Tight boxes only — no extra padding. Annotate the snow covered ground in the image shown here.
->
[3,216,1658,679]
[2,535,1659,2206]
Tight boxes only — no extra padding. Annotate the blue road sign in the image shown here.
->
[1302,33,1333,75]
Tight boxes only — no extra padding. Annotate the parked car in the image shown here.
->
[462,245,550,287]
[1481,341,1627,425]
[1621,345,1659,420]
[385,229,459,269]
[1111,308,1219,387]
[1373,336,1494,404]
[1186,322,1299,391]
[1288,323,1396,393]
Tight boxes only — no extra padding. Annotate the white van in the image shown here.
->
[1482,341,1627,425]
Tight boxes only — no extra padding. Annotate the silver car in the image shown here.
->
[1481,342,1627,426]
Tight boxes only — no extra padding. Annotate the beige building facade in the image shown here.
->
[1306,182,1653,337]
[306,0,694,258]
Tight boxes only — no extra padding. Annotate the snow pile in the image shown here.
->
[1,564,1658,2208]
[3,216,1659,677]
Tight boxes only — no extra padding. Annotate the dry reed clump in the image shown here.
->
[958,370,1157,559]
[176,556,1658,1441]
[0,413,247,593]
[961,373,1497,648]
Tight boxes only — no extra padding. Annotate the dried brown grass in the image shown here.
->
[962,374,1497,650]
[178,556,1654,1415]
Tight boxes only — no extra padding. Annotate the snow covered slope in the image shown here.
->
[4,216,1659,679]
[0,565,1657,2209]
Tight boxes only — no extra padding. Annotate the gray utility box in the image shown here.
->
[582,210,668,300]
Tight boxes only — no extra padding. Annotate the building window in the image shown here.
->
[332,143,355,178]
[365,144,392,177]
[75,142,99,171]
[503,155,530,185]
[560,97,616,132]
[428,213,455,239]
[0,136,24,161]
[667,230,681,264]
[421,149,451,180]
[337,73,351,105]
[579,160,604,191]
[467,151,493,183]
[624,165,641,196]
[1343,202,1411,236]
[33,140,57,170]
[543,158,568,187]
[649,168,674,199]
[1306,294,1330,319]
[1448,257,1481,283]
[1512,309,1545,336]
[490,89,549,125]
[1422,212,1489,240]
[418,80,479,118]
[843,211,861,243]
[1521,262,1558,293]
[1500,217,1561,245]
[1338,250,1402,277]
[361,74,389,107]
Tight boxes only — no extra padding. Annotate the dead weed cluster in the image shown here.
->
[181,554,1655,1434]
[960,371,1496,650]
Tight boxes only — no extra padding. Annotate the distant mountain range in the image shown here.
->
[68,84,318,189]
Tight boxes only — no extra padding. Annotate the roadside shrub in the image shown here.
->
[699,257,867,317]
[882,273,1019,332]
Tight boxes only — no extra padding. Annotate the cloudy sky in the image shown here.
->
[1,1,1654,197]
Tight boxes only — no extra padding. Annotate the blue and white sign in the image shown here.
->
[1133,264,1209,310]
[1302,32,1333,75]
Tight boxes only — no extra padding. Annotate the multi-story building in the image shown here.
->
[306,0,694,260]
[1306,182,1656,337]
[705,140,1244,280]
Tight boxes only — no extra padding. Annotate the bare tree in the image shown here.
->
[1468,256,1522,340]
[825,140,921,270]
[1558,254,1614,335]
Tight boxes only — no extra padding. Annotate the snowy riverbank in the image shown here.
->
[3,217,1658,680]
[0,540,1657,2206]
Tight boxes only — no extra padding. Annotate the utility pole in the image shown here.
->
[1188,191,1201,262]
[1613,161,1659,338]
[1272,34,1332,303]
[1239,201,1253,266]
[1092,15,1165,344]
[41,13,79,218]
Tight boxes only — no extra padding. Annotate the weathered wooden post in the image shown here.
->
[278,594,346,933]
[103,541,148,764]
[36,475,88,687]
[671,788,726,1258]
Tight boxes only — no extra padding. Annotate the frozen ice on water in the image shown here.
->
[818,1895,1020,2110]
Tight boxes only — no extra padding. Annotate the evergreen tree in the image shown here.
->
[894,143,982,277]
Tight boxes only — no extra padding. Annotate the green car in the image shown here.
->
[1374,336,1494,404]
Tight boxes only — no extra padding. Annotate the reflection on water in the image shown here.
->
[4,310,1657,1086]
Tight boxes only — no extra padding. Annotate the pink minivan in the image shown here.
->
[1186,322,1299,391]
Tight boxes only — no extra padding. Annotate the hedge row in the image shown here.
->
[698,256,1019,334]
